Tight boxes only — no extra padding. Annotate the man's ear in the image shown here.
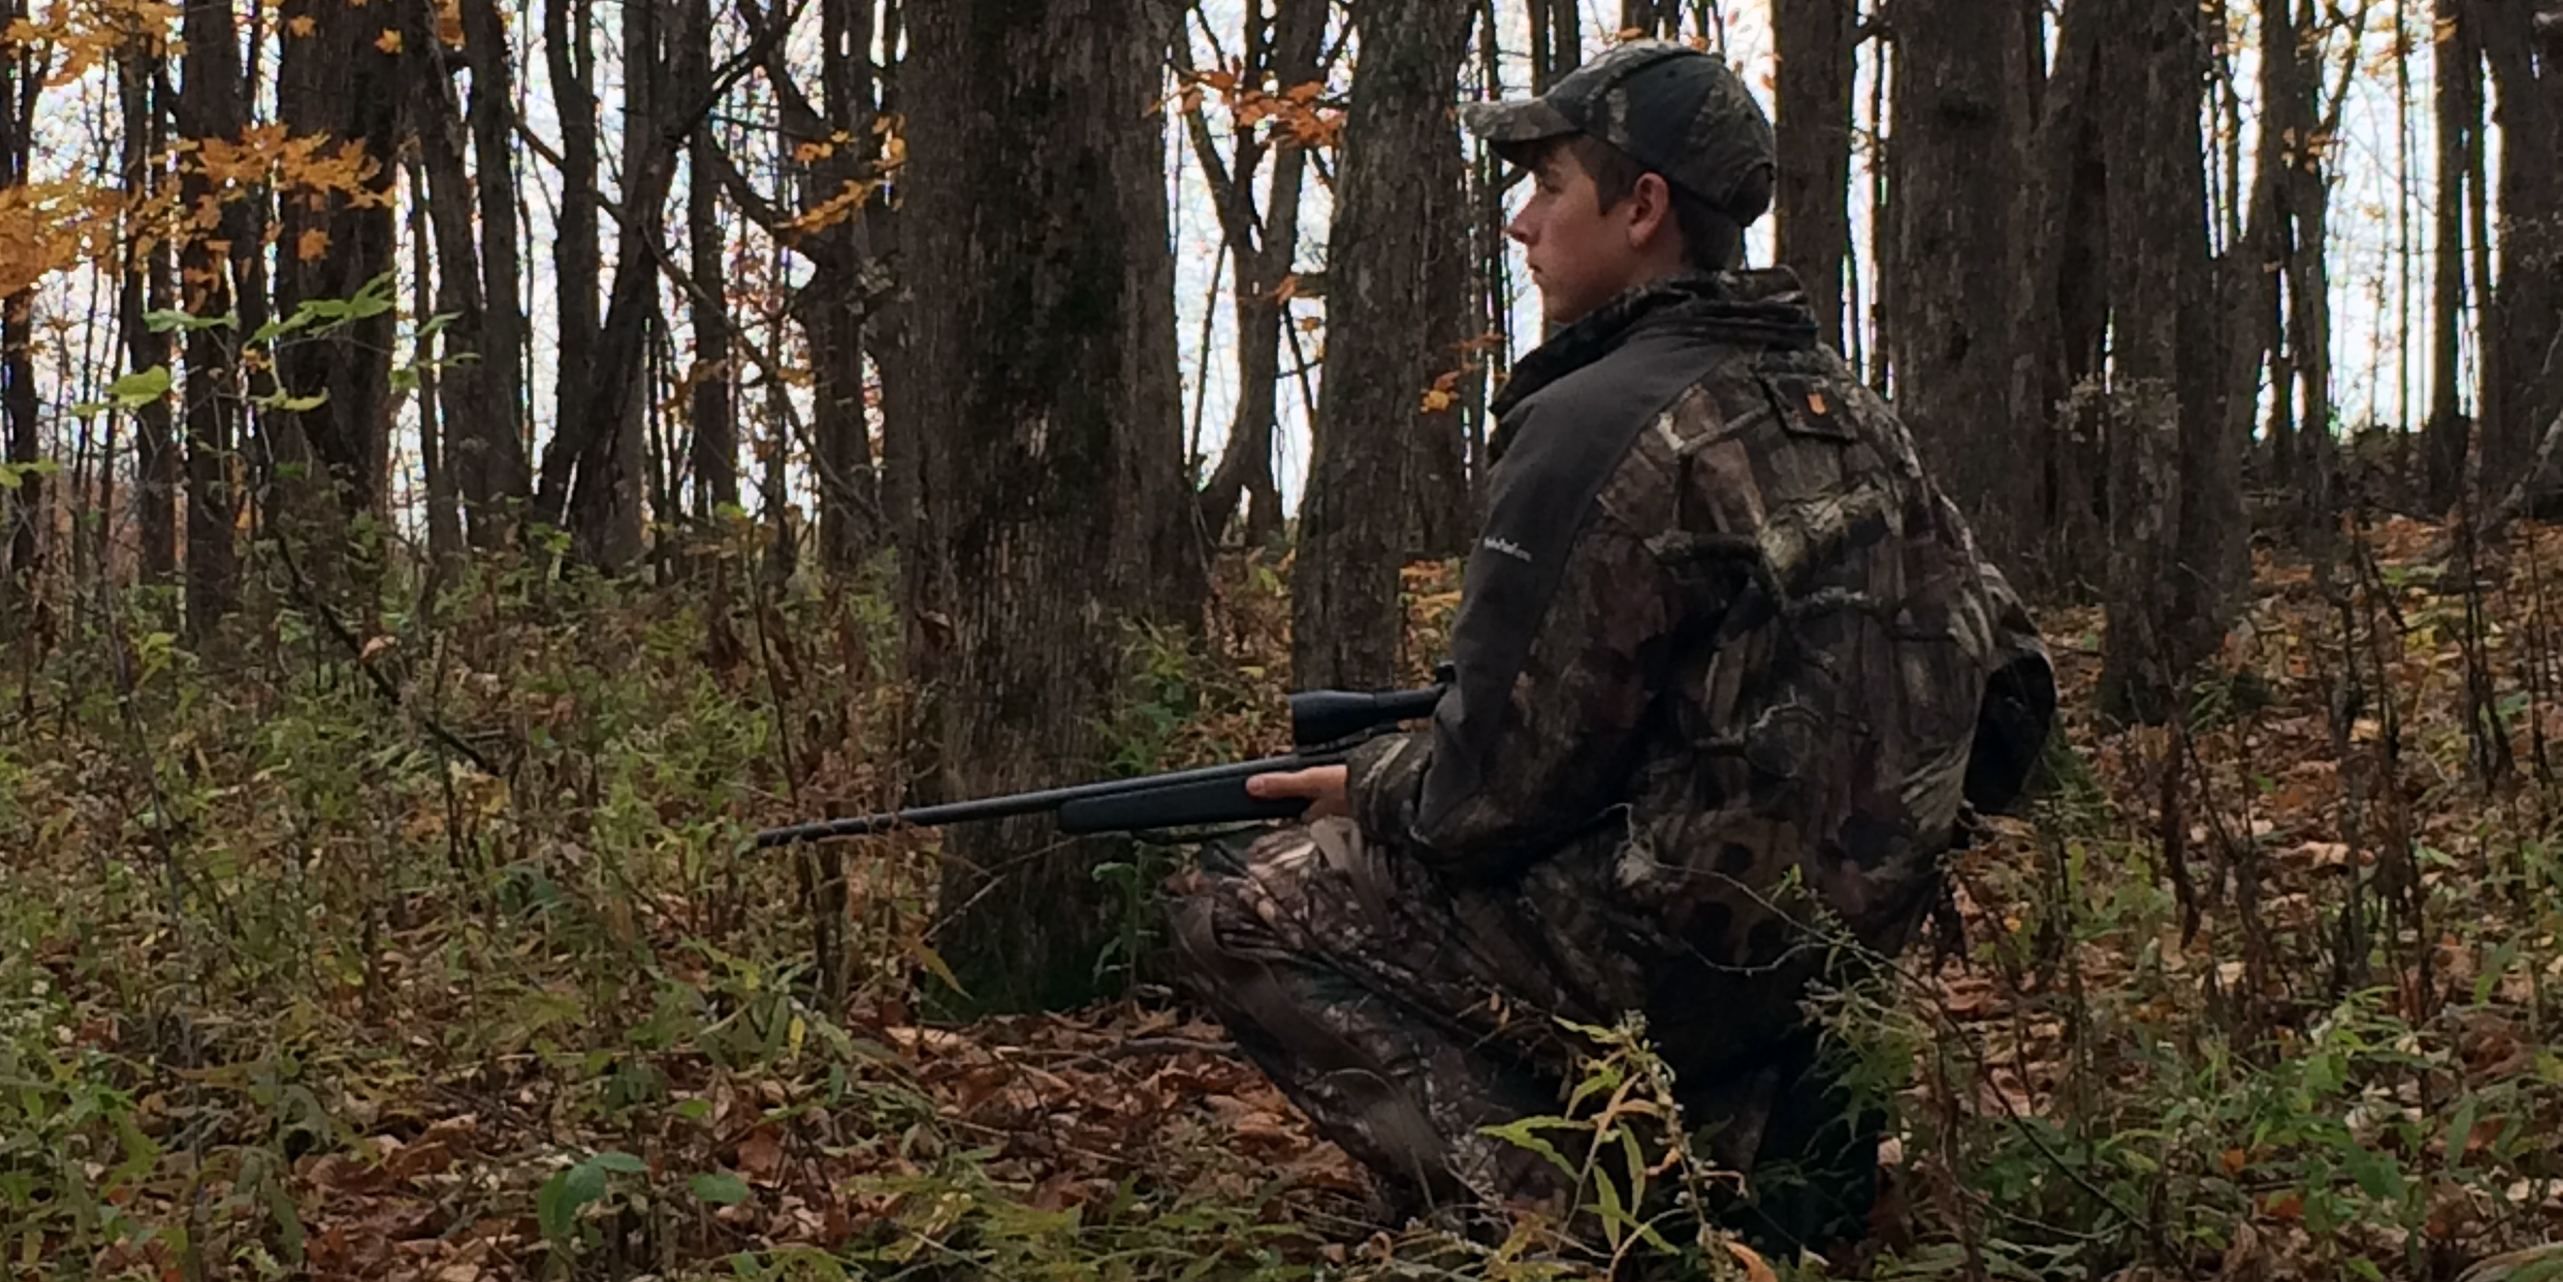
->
[1623,171,1676,254]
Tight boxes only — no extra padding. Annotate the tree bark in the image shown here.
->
[178,0,247,640]
[811,0,886,571]
[407,3,495,567]
[1294,0,1473,690]
[2095,0,2238,724]
[2423,0,2481,511]
[120,50,177,584]
[275,0,401,547]
[1773,0,1856,350]
[1884,0,2034,568]
[459,0,531,546]
[1528,0,1582,92]
[680,0,735,520]
[1619,0,1684,37]
[896,0,1200,1013]
[2474,0,2563,497]
[2273,0,2337,519]
[2016,0,2111,589]
[537,0,606,547]
[0,4,29,631]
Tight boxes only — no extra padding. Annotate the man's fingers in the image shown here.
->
[1248,770,1317,799]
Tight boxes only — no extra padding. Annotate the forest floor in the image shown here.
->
[6,514,2563,1281]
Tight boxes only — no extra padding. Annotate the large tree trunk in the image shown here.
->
[2474,0,2563,496]
[459,0,531,547]
[120,50,177,585]
[2095,0,2238,724]
[1884,0,2034,568]
[275,0,401,524]
[1293,0,1472,690]
[1773,0,1857,351]
[178,0,247,640]
[897,0,1200,1013]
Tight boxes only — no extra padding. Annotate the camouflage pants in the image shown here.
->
[1166,818,1887,1249]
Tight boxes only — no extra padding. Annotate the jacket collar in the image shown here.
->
[1490,268,1821,452]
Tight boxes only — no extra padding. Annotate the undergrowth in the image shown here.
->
[4,515,2563,1280]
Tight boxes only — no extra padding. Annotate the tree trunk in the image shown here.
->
[178,0,247,640]
[2017,0,2111,589]
[2423,0,2482,510]
[1884,0,2034,568]
[1294,0,1472,690]
[408,157,463,571]
[459,0,531,546]
[274,0,402,600]
[679,0,735,521]
[1619,0,1684,37]
[811,0,885,572]
[576,0,662,568]
[2275,0,2337,523]
[1405,116,1476,563]
[538,0,606,546]
[1773,0,1856,350]
[2095,0,2237,724]
[896,0,1200,1013]
[0,5,29,632]
[120,50,177,584]
[1528,0,1582,93]
[2474,0,2563,496]
[407,2,495,567]
[1194,0,1325,550]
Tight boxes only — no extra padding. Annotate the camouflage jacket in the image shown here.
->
[1346,270,2054,961]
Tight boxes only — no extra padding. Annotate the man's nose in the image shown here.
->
[1505,210,1533,246]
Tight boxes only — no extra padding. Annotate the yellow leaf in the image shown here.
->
[287,14,315,35]
[296,227,330,261]
[374,28,401,53]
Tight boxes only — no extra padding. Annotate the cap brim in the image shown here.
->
[1458,98,1578,145]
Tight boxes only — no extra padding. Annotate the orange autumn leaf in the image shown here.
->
[1419,370,1461,416]
[1724,1240,1779,1282]
[296,227,331,261]
[287,14,315,36]
[374,28,401,53]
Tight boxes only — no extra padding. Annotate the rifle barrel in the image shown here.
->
[750,749,1329,848]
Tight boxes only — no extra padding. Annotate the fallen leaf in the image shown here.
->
[739,1126,785,1187]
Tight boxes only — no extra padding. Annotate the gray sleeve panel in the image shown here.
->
[1413,329,1717,850]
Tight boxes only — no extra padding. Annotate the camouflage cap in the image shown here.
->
[1461,40,1775,225]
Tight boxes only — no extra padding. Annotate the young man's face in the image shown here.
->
[1505,141,1675,326]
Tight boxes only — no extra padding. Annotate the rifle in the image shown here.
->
[751,682,1446,849]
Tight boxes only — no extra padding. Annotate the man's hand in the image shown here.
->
[1247,765,1350,820]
